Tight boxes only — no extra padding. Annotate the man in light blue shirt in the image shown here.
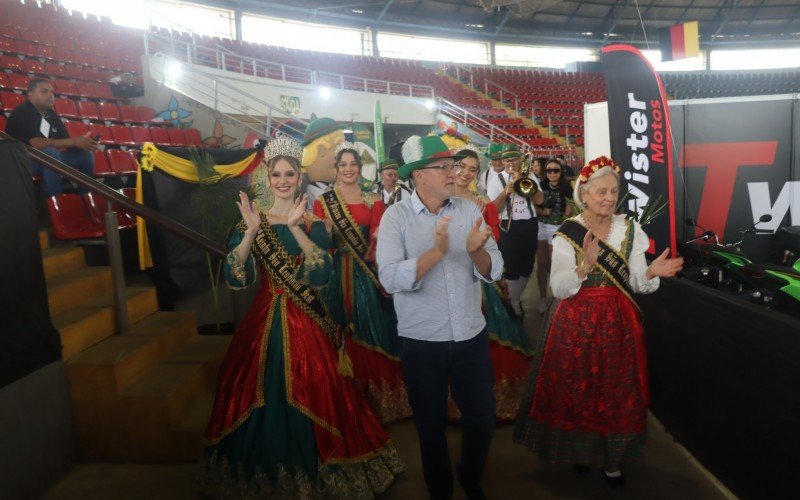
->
[377,135,502,500]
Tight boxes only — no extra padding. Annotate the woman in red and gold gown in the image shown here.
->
[200,137,403,499]
[313,144,411,424]
[513,157,682,485]
[453,147,533,421]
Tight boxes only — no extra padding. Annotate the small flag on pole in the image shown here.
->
[659,21,700,62]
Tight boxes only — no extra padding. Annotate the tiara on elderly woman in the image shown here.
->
[265,134,303,163]
[335,141,359,156]
[577,156,621,185]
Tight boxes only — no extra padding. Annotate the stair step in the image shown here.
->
[121,362,207,427]
[39,230,50,250]
[54,286,159,359]
[47,266,112,316]
[42,247,86,280]
[173,392,215,434]
[66,311,197,395]
[168,335,231,391]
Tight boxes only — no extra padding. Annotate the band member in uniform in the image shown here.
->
[477,142,504,195]
[375,158,412,205]
[487,143,544,316]
[314,142,411,424]
[514,156,683,485]
[201,135,403,498]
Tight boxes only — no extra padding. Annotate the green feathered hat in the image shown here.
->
[398,135,465,181]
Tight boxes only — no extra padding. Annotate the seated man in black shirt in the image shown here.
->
[5,78,96,196]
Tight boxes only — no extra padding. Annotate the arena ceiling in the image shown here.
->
[227,0,800,47]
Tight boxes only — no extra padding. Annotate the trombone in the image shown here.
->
[503,152,539,232]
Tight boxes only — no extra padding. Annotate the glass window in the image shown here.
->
[59,0,234,37]
[641,50,705,71]
[710,48,800,70]
[242,14,372,56]
[495,44,597,69]
[377,32,489,64]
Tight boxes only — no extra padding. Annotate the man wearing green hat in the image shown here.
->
[486,143,543,316]
[377,135,502,500]
[374,157,412,205]
[477,142,504,195]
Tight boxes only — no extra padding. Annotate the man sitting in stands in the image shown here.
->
[5,78,96,196]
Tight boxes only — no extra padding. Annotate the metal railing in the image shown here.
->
[144,32,435,99]
[1,131,227,335]
[153,54,308,138]
[483,79,520,116]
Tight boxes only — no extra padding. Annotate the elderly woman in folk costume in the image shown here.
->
[200,136,403,499]
[513,156,683,485]
[452,145,533,421]
[313,142,412,424]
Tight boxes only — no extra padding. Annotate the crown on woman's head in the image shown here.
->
[577,155,621,185]
[455,143,480,156]
[335,141,359,156]
[265,134,302,163]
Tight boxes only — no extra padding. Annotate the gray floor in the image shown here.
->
[43,275,737,499]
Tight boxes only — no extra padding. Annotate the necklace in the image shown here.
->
[582,214,613,241]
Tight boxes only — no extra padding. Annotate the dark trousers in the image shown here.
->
[498,217,539,280]
[401,329,496,500]
[33,147,94,196]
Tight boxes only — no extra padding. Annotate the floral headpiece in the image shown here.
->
[335,141,359,156]
[265,134,302,164]
[577,156,621,185]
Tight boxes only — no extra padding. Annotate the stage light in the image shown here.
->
[319,87,331,99]
[425,99,436,110]
[167,62,182,80]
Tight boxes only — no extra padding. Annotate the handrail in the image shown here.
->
[154,54,308,138]
[436,97,529,148]
[0,131,227,258]
[483,79,520,115]
[145,32,435,99]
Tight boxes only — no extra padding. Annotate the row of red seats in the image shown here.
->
[47,191,137,241]
[62,120,203,148]
[93,150,138,177]
[0,38,141,75]
[52,99,158,125]
[0,54,133,85]
[0,75,119,103]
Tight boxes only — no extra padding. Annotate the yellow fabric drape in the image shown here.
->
[135,142,260,270]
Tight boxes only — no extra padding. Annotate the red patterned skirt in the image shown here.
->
[513,285,649,469]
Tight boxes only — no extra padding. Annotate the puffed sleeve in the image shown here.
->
[312,198,326,221]
[223,227,257,289]
[482,202,501,242]
[628,221,660,294]
[297,220,334,287]
[549,234,586,299]
[369,198,386,239]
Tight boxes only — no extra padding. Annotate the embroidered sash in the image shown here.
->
[555,219,640,312]
[321,189,382,287]
[246,216,342,348]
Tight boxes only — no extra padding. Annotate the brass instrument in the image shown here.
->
[512,152,539,198]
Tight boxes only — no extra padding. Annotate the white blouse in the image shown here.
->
[550,213,660,299]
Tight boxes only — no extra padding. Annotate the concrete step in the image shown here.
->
[47,266,112,317]
[66,311,197,396]
[173,391,215,435]
[167,335,231,391]
[121,362,208,428]
[42,247,86,280]
[54,286,159,359]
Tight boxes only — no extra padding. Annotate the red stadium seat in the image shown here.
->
[37,45,57,60]
[137,106,156,122]
[14,40,37,58]
[185,127,203,147]
[117,187,139,224]
[0,73,9,91]
[0,91,24,112]
[0,114,7,131]
[167,127,188,146]
[64,119,90,138]
[77,100,100,121]
[75,82,94,98]
[0,54,25,72]
[63,64,85,81]
[130,126,153,145]
[7,73,30,92]
[47,194,105,240]
[92,83,114,100]
[43,62,66,78]
[88,123,113,144]
[109,125,135,146]
[148,126,171,146]
[54,98,80,119]
[51,79,79,97]
[92,150,114,177]
[98,101,121,122]
[83,192,136,230]
[118,104,139,123]
[107,149,137,175]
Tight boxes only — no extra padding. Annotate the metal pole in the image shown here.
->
[105,212,130,335]
[213,79,218,114]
